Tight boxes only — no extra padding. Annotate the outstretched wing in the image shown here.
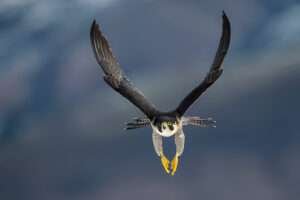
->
[175,12,231,116]
[90,20,159,119]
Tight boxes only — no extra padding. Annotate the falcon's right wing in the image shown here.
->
[90,20,160,119]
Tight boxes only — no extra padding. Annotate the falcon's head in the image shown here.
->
[152,115,180,137]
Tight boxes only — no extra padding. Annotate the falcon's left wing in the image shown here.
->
[175,12,231,116]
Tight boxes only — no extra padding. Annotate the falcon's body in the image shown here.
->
[90,12,231,175]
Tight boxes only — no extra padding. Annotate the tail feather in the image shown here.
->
[182,116,216,128]
[125,117,150,130]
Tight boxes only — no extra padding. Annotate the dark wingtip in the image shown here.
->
[90,19,100,48]
[221,10,231,44]
[222,10,228,18]
[222,10,230,25]
[90,19,96,36]
[222,10,226,16]
[91,19,98,32]
[222,11,229,22]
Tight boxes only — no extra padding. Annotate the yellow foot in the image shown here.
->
[160,155,170,174]
[170,155,179,176]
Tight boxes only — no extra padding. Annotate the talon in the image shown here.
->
[170,154,179,176]
[160,155,170,174]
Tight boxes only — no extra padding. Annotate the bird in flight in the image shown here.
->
[90,11,231,175]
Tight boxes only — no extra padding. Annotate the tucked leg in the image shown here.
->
[171,130,185,175]
[152,132,170,174]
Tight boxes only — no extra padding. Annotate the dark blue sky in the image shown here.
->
[0,0,300,199]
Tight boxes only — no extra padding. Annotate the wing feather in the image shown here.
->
[90,20,159,119]
[175,12,231,116]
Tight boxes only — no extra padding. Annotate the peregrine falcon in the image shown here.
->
[90,12,231,175]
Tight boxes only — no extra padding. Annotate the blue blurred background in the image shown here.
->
[1,0,300,199]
